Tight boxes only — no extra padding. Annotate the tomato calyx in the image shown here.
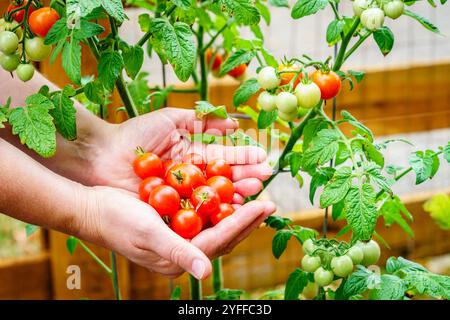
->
[170,169,185,184]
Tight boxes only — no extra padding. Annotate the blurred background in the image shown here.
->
[0,1,449,299]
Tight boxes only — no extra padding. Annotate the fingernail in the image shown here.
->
[192,259,206,280]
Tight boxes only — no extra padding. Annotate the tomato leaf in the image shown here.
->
[423,194,450,230]
[101,0,126,23]
[62,40,82,84]
[326,19,345,45]
[260,47,278,68]
[408,150,438,184]
[272,229,292,259]
[66,0,101,18]
[98,51,124,91]
[291,225,318,244]
[233,78,260,107]
[219,49,255,76]
[257,109,278,129]
[404,10,441,34]
[45,18,68,45]
[302,129,340,170]
[341,110,374,142]
[66,236,78,255]
[265,216,292,230]
[363,162,393,192]
[269,0,289,7]
[373,26,394,56]
[340,266,376,300]
[256,2,271,25]
[172,0,192,9]
[121,45,144,80]
[74,20,105,40]
[291,0,328,19]
[345,184,378,241]
[218,0,261,25]
[309,167,334,205]
[50,88,77,141]
[8,94,56,158]
[302,118,328,151]
[369,275,407,300]
[348,70,365,83]
[404,272,450,299]
[442,142,450,163]
[379,196,414,238]
[320,166,352,208]
[170,286,181,300]
[195,101,228,119]
[386,256,428,274]
[284,268,309,300]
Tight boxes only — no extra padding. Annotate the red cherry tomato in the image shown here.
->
[311,70,341,100]
[206,159,232,180]
[183,153,206,171]
[210,203,235,226]
[148,185,180,218]
[227,64,247,79]
[138,176,164,202]
[205,48,222,71]
[170,208,203,239]
[7,0,35,23]
[165,163,206,198]
[278,64,302,88]
[190,186,220,217]
[162,159,177,177]
[207,176,234,204]
[29,7,60,38]
[133,150,163,179]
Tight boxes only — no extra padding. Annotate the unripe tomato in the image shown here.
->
[383,0,404,19]
[278,110,297,122]
[16,63,35,82]
[25,37,52,62]
[257,66,280,90]
[207,176,234,204]
[361,8,385,31]
[257,91,277,112]
[353,0,369,17]
[294,82,321,109]
[346,245,364,265]
[205,48,222,71]
[359,240,381,266]
[166,163,206,198]
[170,208,203,239]
[0,52,20,71]
[0,31,19,54]
[302,238,316,255]
[0,20,23,40]
[301,255,321,272]
[29,7,60,38]
[133,150,163,179]
[311,70,341,100]
[149,185,181,218]
[206,159,232,180]
[138,176,165,202]
[210,203,234,226]
[314,267,334,287]
[278,64,302,87]
[8,0,35,23]
[228,64,247,80]
[183,153,206,171]
[331,255,354,278]
[275,92,298,114]
[190,186,221,217]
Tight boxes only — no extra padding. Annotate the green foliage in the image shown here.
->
[423,194,450,230]
[291,0,328,19]
[284,269,309,300]
[409,150,439,184]
[233,78,260,107]
[195,101,228,119]
[219,49,255,76]
[373,27,394,56]
[206,289,244,300]
[66,236,78,255]
[50,87,77,141]
[98,51,124,91]
[257,109,278,129]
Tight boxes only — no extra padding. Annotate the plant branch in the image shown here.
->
[189,275,202,300]
[203,19,233,52]
[343,32,372,63]
[333,18,360,71]
[77,239,112,275]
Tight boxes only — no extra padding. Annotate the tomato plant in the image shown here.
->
[7,0,35,23]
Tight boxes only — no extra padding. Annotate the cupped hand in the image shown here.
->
[82,186,275,279]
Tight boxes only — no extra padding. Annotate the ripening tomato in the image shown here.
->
[257,66,280,90]
[148,185,180,218]
[139,176,165,202]
[228,64,247,80]
[294,81,321,109]
[278,64,302,87]
[314,267,334,287]
[190,186,221,217]
[301,255,321,272]
[210,203,235,226]
[205,48,222,71]
[166,163,206,198]
[275,92,298,114]
[16,63,35,82]
[162,159,176,177]
[207,176,234,203]
[183,153,206,171]
[206,159,232,180]
[133,150,163,179]
[331,255,354,278]
[311,70,341,100]
[29,7,60,38]
[24,37,52,62]
[170,208,203,239]
[360,8,385,31]
[383,0,404,19]
[257,91,277,112]
[8,0,35,23]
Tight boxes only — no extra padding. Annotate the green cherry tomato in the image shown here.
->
[294,82,321,109]
[0,20,23,40]
[361,8,385,31]
[301,255,321,273]
[257,91,277,112]
[0,52,20,71]
[346,245,364,265]
[353,0,369,17]
[314,267,334,287]
[331,255,354,278]
[257,66,280,90]
[359,240,381,266]
[275,92,298,114]
[25,37,52,62]
[16,63,35,82]
[302,238,315,255]
[278,110,297,122]
[0,31,19,55]
[383,0,404,19]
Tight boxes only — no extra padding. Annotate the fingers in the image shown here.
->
[232,193,244,204]
[234,178,263,198]
[204,144,267,165]
[231,163,273,182]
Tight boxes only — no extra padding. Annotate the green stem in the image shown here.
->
[333,18,360,72]
[189,275,202,300]
[212,257,223,293]
[149,86,199,93]
[137,31,152,47]
[110,251,121,300]
[197,26,208,100]
[77,240,112,275]
[116,74,139,117]
[203,19,233,51]
[343,32,372,62]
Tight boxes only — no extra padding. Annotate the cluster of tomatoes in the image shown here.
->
[0,1,59,81]
[133,148,236,239]
[354,0,404,30]
[205,48,247,80]
[301,238,381,287]
[256,63,341,121]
